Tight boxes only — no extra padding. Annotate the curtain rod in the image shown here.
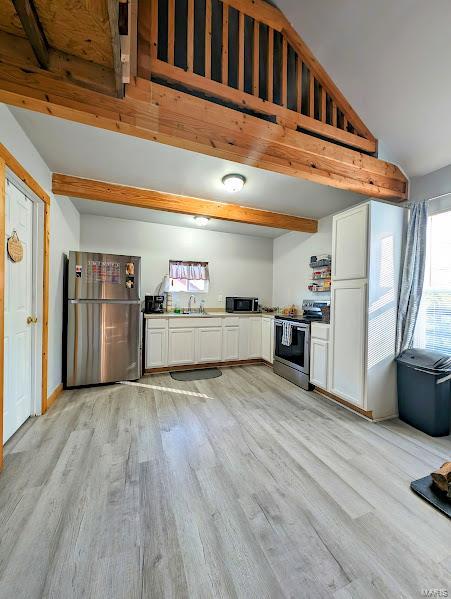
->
[402,190,451,208]
[426,191,451,202]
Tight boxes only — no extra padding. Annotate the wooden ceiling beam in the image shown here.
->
[12,0,48,68]
[52,173,319,233]
[0,60,407,199]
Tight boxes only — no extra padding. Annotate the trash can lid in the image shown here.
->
[397,348,451,372]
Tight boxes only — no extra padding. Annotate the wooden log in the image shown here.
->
[431,462,451,494]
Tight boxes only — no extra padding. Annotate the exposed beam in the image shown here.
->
[52,173,319,233]
[107,0,124,97]
[0,60,407,199]
[12,0,48,68]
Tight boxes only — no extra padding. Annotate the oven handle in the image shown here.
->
[275,322,308,332]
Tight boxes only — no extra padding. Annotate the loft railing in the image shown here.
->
[137,0,376,154]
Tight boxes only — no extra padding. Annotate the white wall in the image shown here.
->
[272,215,333,309]
[0,105,80,397]
[410,163,451,213]
[79,214,274,308]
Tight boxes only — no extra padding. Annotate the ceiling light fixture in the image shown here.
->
[222,174,246,193]
[194,216,210,226]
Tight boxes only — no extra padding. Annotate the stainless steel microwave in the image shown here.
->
[225,297,259,313]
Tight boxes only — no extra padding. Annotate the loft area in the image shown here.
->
[141,0,377,155]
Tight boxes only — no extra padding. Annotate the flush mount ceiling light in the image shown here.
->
[194,216,210,226]
[222,174,246,193]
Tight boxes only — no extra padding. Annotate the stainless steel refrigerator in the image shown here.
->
[66,251,142,387]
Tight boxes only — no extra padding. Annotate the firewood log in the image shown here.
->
[431,462,451,493]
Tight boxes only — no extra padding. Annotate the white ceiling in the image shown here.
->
[275,0,451,177]
[71,197,287,238]
[10,107,363,238]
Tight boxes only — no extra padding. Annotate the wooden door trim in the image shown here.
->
[0,143,50,467]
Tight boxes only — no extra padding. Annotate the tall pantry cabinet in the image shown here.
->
[328,200,405,420]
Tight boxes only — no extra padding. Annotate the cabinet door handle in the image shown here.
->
[27,316,38,325]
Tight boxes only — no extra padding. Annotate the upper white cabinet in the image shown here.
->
[168,328,196,366]
[329,279,367,407]
[261,317,274,363]
[332,204,368,281]
[196,327,223,363]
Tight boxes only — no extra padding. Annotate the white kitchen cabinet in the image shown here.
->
[329,200,404,419]
[168,328,196,366]
[196,327,223,363]
[248,317,262,359]
[238,318,250,360]
[332,203,368,280]
[145,328,168,368]
[310,338,328,389]
[329,279,366,407]
[261,317,274,363]
[222,326,240,361]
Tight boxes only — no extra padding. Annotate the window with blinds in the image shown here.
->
[414,209,451,353]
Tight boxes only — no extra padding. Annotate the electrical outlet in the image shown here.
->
[218,295,223,303]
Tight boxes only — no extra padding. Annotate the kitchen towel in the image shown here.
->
[281,321,293,346]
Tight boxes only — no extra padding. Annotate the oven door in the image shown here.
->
[274,321,310,374]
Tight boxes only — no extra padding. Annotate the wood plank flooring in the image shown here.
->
[0,365,450,598]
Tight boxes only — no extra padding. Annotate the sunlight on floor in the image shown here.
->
[118,380,214,400]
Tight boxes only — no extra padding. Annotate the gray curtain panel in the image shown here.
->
[396,200,428,355]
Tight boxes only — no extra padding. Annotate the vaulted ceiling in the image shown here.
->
[275,0,451,177]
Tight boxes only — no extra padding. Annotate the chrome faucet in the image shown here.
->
[188,295,195,313]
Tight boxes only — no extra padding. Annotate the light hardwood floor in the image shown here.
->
[1,365,450,598]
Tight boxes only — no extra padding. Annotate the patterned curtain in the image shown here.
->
[169,261,209,281]
[396,201,428,355]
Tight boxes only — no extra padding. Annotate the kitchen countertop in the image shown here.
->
[144,312,276,319]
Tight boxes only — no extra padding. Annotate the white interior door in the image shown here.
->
[4,179,34,443]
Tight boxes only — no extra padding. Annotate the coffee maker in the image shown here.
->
[145,295,165,313]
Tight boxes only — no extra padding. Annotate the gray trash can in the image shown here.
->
[397,348,451,437]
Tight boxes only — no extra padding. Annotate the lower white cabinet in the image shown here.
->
[310,338,328,389]
[196,327,223,363]
[329,279,366,407]
[222,326,240,361]
[248,317,262,358]
[145,315,276,369]
[145,328,168,368]
[168,328,196,366]
[261,317,274,363]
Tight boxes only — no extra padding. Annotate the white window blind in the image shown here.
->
[414,209,451,353]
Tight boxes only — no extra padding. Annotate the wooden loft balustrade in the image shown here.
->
[138,0,377,154]
[0,0,407,200]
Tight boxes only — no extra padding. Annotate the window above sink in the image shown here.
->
[169,260,210,294]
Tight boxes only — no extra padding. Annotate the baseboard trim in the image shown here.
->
[314,386,374,419]
[46,383,63,410]
[145,359,267,374]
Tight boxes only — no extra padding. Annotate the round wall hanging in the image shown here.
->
[7,230,23,263]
